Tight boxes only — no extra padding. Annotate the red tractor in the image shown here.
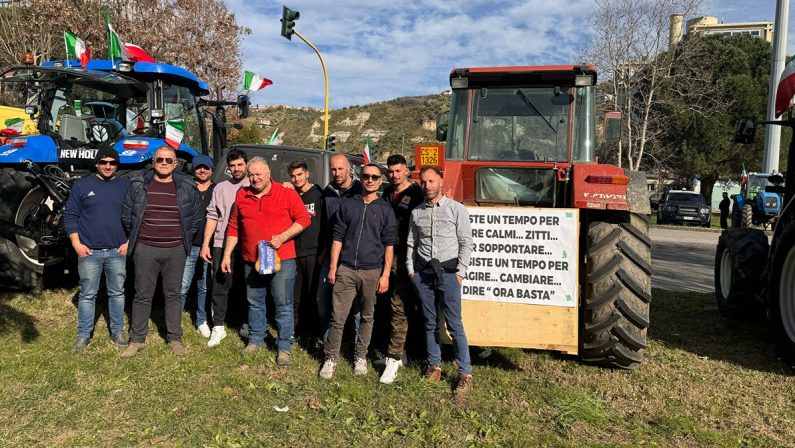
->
[420,65,651,369]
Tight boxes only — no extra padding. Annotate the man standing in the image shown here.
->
[316,154,362,337]
[121,146,203,357]
[200,148,248,347]
[719,192,730,229]
[319,164,396,379]
[64,146,130,352]
[379,154,425,384]
[407,166,474,403]
[179,154,215,337]
[288,161,324,344]
[222,157,310,366]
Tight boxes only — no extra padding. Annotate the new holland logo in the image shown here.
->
[59,148,98,159]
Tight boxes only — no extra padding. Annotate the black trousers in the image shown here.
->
[294,254,321,338]
[210,248,246,327]
[130,243,187,343]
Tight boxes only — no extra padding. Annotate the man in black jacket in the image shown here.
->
[719,192,730,229]
[319,164,396,380]
[120,146,203,357]
[288,161,324,343]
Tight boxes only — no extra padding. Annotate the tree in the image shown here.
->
[0,0,248,99]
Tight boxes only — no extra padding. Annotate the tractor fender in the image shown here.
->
[0,135,58,163]
[625,170,651,215]
[571,164,649,214]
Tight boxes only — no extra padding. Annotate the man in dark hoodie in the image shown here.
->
[288,160,324,343]
[319,164,396,380]
[120,146,203,357]
[315,153,362,338]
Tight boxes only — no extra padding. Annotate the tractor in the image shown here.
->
[422,65,651,369]
[731,171,785,229]
[0,59,248,290]
[715,117,795,365]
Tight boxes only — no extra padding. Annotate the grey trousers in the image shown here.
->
[130,243,187,343]
[324,265,381,360]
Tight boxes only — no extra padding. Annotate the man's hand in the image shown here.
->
[456,274,463,285]
[73,242,92,257]
[118,242,129,256]
[282,181,295,189]
[328,268,336,285]
[221,255,232,274]
[270,233,286,250]
[200,244,212,263]
[377,275,389,294]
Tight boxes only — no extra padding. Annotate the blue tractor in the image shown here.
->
[731,171,785,229]
[0,59,248,289]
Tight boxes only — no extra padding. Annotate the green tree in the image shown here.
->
[230,122,262,145]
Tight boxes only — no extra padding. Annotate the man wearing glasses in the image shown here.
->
[64,146,131,352]
[121,146,203,357]
[319,164,395,379]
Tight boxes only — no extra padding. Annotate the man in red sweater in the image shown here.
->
[221,157,310,365]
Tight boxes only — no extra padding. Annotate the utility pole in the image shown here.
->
[763,0,789,173]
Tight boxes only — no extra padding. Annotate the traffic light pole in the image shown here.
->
[293,30,329,149]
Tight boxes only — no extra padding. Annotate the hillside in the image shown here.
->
[230,92,451,161]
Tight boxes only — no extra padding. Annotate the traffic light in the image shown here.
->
[280,6,300,40]
[326,135,336,151]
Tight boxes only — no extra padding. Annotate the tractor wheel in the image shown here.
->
[741,203,753,228]
[581,212,652,370]
[0,168,45,290]
[713,228,769,318]
[768,220,795,366]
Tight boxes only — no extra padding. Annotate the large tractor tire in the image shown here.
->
[741,203,753,228]
[713,228,769,318]
[0,168,45,290]
[768,220,795,366]
[581,212,652,370]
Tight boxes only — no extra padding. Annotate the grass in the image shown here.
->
[1,288,795,446]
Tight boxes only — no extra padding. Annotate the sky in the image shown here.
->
[225,0,792,109]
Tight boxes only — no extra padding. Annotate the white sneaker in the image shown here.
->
[319,359,337,379]
[197,322,211,339]
[353,358,368,376]
[207,326,227,347]
[379,357,402,384]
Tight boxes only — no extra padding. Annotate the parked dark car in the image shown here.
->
[657,190,711,227]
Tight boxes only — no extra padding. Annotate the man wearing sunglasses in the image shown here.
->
[320,164,395,380]
[64,146,131,352]
[121,146,203,357]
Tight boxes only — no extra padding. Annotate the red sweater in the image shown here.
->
[227,181,311,262]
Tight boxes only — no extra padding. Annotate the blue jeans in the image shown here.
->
[413,271,471,374]
[181,245,209,325]
[77,248,127,339]
[316,257,360,341]
[245,258,296,352]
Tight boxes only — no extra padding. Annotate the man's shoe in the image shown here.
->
[73,337,91,353]
[240,343,259,355]
[424,365,442,382]
[319,359,337,380]
[121,342,143,358]
[197,322,211,339]
[208,326,227,347]
[353,358,368,375]
[168,340,186,356]
[239,323,250,339]
[110,332,128,347]
[453,372,474,405]
[379,357,402,384]
[276,351,293,366]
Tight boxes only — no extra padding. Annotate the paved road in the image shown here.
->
[651,227,721,293]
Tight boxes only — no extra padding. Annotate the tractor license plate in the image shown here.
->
[683,216,694,220]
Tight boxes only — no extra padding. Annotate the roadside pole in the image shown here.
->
[293,30,330,148]
[763,0,789,173]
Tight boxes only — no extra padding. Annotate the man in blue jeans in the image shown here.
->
[221,157,310,366]
[407,165,474,404]
[64,146,131,352]
[179,154,215,338]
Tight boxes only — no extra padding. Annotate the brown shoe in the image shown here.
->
[453,373,473,405]
[168,340,186,356]
[424,365,442,382]
[276,351,292,366]
[121,342,144,358]
[240,343,259,355]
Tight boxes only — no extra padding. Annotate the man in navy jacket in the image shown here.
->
[319,164,396,380]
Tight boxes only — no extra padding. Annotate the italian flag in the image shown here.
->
[106,12,130,62]
[64,31,90,67]
[165,119,184,149]
[4,117,24,133]
[776,57,795,117]
[243,71,273,92]
[363,138,373,164]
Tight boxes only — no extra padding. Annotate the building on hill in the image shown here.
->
[669,14,773,48]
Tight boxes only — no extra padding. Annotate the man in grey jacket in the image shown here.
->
[407,165,474,403]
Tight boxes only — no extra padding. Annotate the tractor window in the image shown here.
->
[476,167,556,205]
[445,90,467,160]
[468,87,572,162]
[162,83,205,152]
[572,86,595,161]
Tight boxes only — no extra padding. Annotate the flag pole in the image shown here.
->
[63,31,68,66]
